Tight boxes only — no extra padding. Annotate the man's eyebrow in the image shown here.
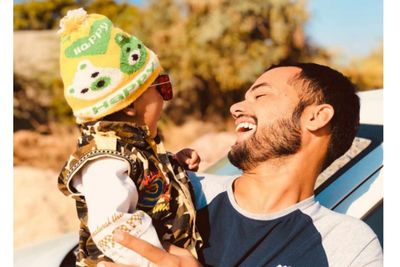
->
[249,82,271,92]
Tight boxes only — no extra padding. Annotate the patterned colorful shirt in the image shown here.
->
[58,121,202,267]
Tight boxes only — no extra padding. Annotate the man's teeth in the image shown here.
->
[236,122,256,132]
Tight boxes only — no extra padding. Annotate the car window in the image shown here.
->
[315,123,383,194]
[363,201,383,248]
[205,156,241,175]
[315,137,371,188]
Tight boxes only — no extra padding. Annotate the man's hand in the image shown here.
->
[174,148,201,171]
[97,231,202,267]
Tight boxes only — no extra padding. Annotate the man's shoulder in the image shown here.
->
[311,204,377,239]
[305,203,382,266]
[187,172,236,210]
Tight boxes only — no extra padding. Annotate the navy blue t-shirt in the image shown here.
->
[197,192,328,267]
[189,173,382,267]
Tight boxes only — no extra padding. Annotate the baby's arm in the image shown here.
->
[76,157,162,266]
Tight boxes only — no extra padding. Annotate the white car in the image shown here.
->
[14,89,383,267]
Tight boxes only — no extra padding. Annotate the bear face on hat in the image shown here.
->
[66,60,123,101]
[115,33,148,75]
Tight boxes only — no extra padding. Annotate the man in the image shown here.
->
[98,63,383,267]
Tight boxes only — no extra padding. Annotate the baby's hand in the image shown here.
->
[174,148,201,171]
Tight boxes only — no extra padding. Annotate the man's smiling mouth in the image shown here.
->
[235,122,257,133]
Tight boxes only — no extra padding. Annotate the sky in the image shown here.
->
[305,0,383,61]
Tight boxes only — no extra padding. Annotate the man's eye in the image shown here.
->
[255,94,266,99]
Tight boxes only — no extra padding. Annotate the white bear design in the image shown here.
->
[67,60,123,101]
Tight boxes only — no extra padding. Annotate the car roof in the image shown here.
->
[358,89,383,125]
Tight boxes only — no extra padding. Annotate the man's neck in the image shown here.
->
[233,154,318,214]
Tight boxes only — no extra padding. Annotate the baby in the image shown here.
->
[57,8,202,267]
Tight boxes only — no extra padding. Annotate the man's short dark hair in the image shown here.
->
[270,63,360,170]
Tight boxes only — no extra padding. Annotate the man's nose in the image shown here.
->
[230,101,245,119]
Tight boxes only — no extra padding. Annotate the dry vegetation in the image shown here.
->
[14,30,59,78]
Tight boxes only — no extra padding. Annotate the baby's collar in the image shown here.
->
[79,120,151,140]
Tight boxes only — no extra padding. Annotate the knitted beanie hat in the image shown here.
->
[58,8,162,123]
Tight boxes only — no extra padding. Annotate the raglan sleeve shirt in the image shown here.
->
[71,157,162,266]
[187,171,383,267]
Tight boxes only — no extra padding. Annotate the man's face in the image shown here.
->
[228,67,304,170]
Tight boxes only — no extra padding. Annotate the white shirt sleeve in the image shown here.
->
[75,157,163,266]
[80,157,138,229]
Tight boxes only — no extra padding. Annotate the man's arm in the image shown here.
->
[97,231,202,267]
[349,237,383,267]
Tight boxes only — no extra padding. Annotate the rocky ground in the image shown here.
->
[14,166,79,248]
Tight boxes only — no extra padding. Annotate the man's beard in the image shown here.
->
[228,111,302,171]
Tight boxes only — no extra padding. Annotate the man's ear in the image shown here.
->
[304,104,334,131]
[122,102,136,117]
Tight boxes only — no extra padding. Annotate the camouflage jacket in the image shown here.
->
[58,121,202,267]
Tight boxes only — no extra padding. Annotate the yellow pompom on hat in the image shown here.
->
[58,8,162,123]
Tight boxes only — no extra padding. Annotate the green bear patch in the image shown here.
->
[115,33,147,74]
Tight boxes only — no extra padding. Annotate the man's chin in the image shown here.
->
[227,150,242,170]
[234,130,255,144]
[228,144,250,171]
